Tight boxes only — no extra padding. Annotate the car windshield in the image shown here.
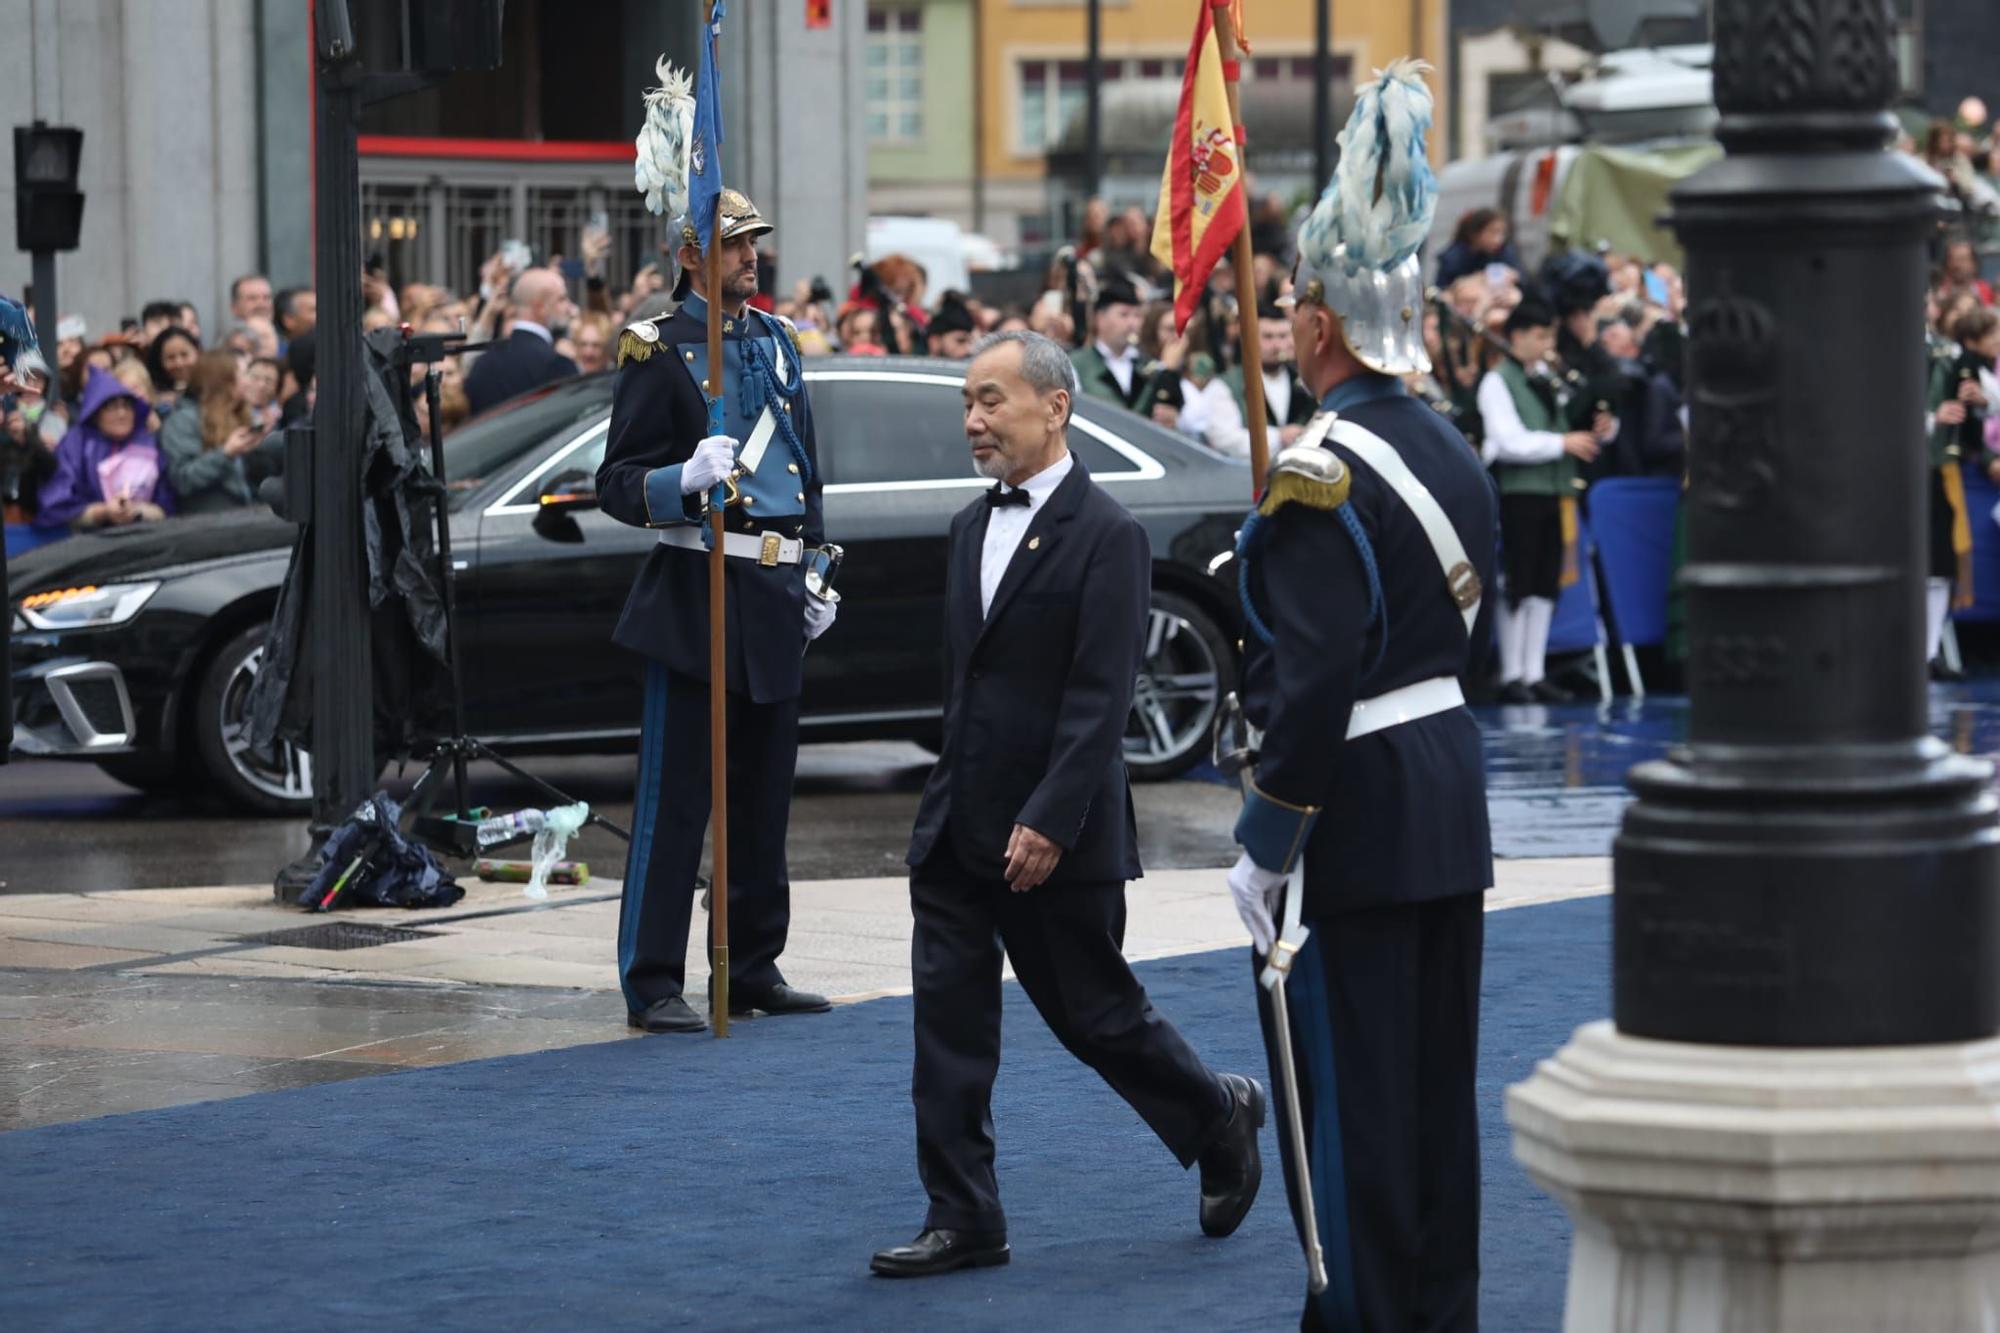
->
[442,375,613,509]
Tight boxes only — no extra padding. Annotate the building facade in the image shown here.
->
[0,0,868,337]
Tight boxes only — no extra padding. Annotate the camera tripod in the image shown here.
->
[394,327,630,858]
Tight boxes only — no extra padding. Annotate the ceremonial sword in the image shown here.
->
[1216,693,1329,1296]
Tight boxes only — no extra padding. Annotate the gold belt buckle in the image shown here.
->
[758,532,782,568]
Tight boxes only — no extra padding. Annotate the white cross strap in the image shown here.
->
[1328,417,1482,637]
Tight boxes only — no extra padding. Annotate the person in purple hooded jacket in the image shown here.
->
[35,366,176,532]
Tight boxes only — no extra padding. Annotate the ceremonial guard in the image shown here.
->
[1224,61,1497,1330]
[599,64,835,1034]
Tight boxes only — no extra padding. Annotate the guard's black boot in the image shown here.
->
[627,995,708,1034]
[729,982,831,1017]
[870,1229,1010,1278]
[1198,1073,1266,1238]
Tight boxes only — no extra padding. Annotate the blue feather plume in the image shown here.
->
[0,295,47,387]
[1301,58,1438,277]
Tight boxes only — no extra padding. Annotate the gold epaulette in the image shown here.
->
[1257,445,1351,516]
[617,319,663,369]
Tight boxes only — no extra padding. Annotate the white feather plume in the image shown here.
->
[1302,57,1439,276]
[633,57,695,219]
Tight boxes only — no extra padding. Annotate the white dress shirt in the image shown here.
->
[510,318,554,345]
[1262,366,1293,425]
[1096,341,1136,397]
[980,450,1074,616]
[1476,364,1567,467]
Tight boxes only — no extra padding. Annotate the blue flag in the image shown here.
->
[689,1,726,255]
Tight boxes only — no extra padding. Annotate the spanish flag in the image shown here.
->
[1150,1,1248,334]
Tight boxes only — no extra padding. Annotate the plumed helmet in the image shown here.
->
[1287,58,1439,377]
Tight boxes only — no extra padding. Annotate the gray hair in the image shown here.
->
[970,328,1080,424]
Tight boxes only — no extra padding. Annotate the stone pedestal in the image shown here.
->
[1508,1021,2000,1331]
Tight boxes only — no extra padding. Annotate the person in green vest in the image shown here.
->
[1475,299,1611,703]
[1926,302,1998,677]
[1068,279,1180,428]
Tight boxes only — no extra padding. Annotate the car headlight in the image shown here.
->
[15,581,161,631]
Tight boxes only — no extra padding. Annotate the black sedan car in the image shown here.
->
[9,357,1254,814]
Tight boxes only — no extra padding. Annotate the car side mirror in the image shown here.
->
[532,469,597,542]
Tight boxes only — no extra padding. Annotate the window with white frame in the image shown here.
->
[867,7,924,145]
[1015,54,1343,154]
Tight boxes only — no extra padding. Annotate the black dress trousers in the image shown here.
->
[617,663,797,1012]
[909,834,1231,1234]
[1256,892,1485,1333]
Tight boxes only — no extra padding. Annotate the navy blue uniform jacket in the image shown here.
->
[595,305,825,704]
[1241,385,1498,916]
[906,458,1145,885]
[463,327,579,418]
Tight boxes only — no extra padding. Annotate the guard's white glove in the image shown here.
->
[804,595,837,641]
[1228,851,1288,956]
[679,434,739,494]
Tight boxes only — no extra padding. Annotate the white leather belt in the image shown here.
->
[657,526,803,567]
[1347,675,1464,739]
[1328,417,1483,637]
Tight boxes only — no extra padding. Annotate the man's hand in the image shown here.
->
[1004,824,1062,892]
[1562,431,1601,462]
[1959,377,1987,406]
[1938,400,1969,427]
[582,229,611,276]
[804,595,837,641]
[1150,403,1179,428]
[1592,410,1620,443]
[680,435,739,494]
[1227,851,1287,955]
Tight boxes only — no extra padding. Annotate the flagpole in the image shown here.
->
[702,0,731,1040]
[1213,0,1271,494]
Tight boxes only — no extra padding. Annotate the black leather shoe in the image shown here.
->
[1529,679,1576,704]
[870,1228,1010,1278]
[1497,681,1534,705]
[729,982,831,1017]
[1198,1073,1266,1238]
[626,995,708,1034]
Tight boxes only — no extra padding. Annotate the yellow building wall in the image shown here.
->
[975,0,1451,184]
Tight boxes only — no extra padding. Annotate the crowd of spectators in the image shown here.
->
[8,98,1997,618]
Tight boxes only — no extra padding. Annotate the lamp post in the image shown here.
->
[1508,2,2000,1326]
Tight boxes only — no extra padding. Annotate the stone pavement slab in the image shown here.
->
[0,858,1609,1131]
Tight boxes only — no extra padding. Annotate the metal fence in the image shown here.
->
[359,156,672,303]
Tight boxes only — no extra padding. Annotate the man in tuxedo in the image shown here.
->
[464,267,579,417]
[871,330,1264,1279]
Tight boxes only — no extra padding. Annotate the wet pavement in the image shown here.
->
[11,682,2000,1135]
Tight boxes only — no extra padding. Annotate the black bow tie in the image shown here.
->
[986,485,1031,509]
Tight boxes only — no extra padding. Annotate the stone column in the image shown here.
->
[1508,2,2000,1326]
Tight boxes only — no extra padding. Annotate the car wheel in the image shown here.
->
[1125,589,1233,782]
[193,622,315,816]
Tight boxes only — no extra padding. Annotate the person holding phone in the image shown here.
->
[161,350,279,513]
[35,367,175,532]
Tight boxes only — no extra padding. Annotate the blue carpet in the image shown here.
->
[0,896,1606,1331]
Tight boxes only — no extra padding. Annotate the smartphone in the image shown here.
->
[585,211,610,244]
[1484,261,1513,287]
[1642,271,1671,307]
[501,238,532,273]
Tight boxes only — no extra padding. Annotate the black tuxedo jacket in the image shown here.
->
[463,327,580,417]
[907,457,1145,885]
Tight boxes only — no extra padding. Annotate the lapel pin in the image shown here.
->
[1027,537,1041,551]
